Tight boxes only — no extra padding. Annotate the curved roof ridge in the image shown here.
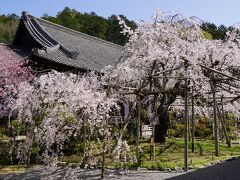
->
[31,16,59,46]
[22,12,56,48]
[22,12,79,59]
[22,12,49,48]
[27,19,53,47]
[31,15,124,51]
[31,15,79,58]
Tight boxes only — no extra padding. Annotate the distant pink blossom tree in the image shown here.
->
[0,44,32,118]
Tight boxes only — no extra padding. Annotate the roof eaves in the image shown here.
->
[22,11,79,59]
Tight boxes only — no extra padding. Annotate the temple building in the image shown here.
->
[12,11,124,73]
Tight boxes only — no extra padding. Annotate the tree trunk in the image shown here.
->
[154,106,169,143]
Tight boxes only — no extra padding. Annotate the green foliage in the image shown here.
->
[10,120,24,134]
[0,13,19,44]
[201,22,230,40]
[196,143,203,156]
[202,30,213,39]
[194,117,213,139]
[111,138,240,170]
[29,140,42,164]
[0,126,11,165]
[60,110,76,124]
[168,123,185,138]
[115,162,140,170]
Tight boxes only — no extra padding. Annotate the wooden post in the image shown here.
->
[219,97,231,148]
[101,115,107,179]
[136,95,141,167]
[150,95,157,161]
[188,114,191,142]
[212,81,219,157]
[83,118,86,156]
[184,77,189,171]
[191,91,195,153]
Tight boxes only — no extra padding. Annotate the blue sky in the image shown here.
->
[0,0,239,26]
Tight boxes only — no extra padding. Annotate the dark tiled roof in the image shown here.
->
[18,12,124,71]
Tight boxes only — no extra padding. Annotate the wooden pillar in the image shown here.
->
[150,95,157,161]
[184,77,189,171]
[83,118,87,156]
[191,92,195,153]
[136,95,141,167]
[220,97,231,148]
[101,115,108,179]
[212,81,219,157]
[188,117,191,142]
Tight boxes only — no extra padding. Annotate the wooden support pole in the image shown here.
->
[101,115,107,179]
[191,92,195,153]
[218,97,231,148]
[184,77,189,172]
[136,95,141,167]
[83,118,87,156]
[221,100,231,148]
[101,141,106,179]
[212,81,219,157]
[188,115,191,142]
[200,64,240,82]
[150,95,157,161]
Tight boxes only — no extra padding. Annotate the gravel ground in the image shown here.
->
[0,166,186,180]
[2,158,240,180]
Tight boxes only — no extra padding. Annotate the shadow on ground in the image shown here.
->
[168,157,240,180]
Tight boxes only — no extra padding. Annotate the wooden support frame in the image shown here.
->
[108,62,239,174]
